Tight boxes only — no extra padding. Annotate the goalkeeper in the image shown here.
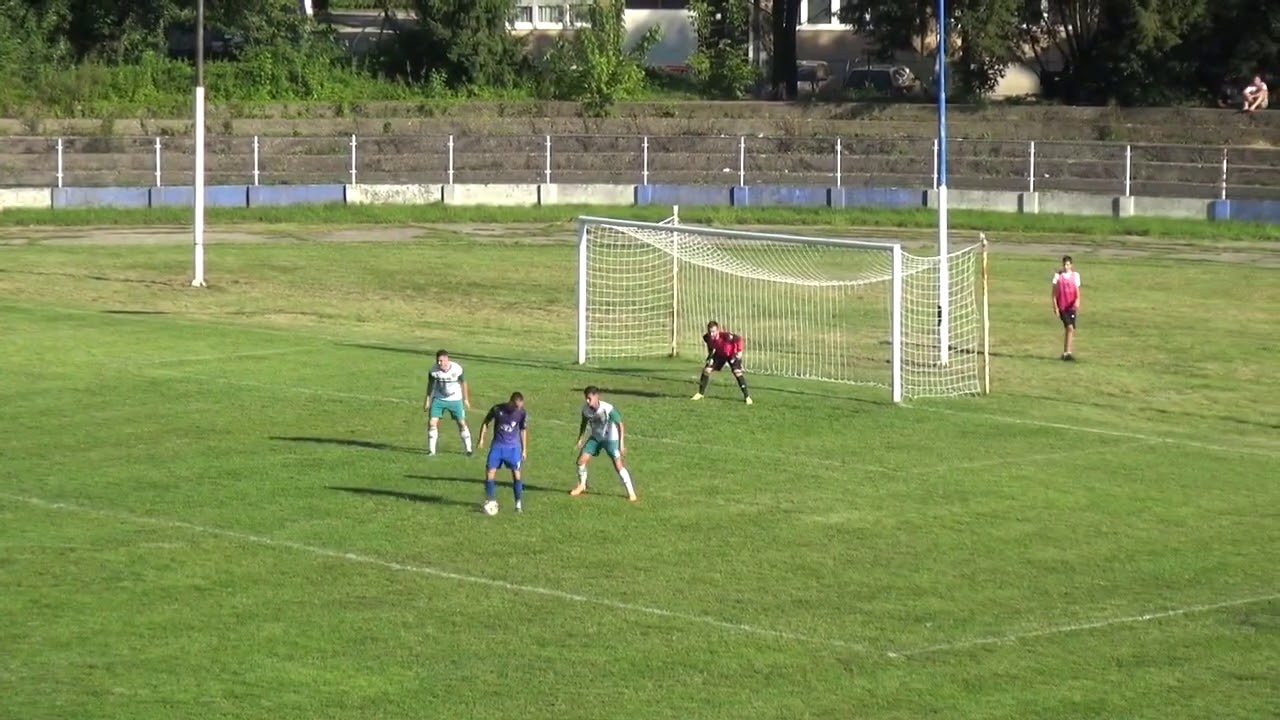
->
[691,320,752,404]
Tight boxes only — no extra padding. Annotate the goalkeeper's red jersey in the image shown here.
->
[703,331,745,359]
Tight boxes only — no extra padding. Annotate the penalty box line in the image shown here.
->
[913,406,1280,460]
[887,593,1279,658]
[0,492,859,652]
[133,368,1159,477]
[7,491,1274,661]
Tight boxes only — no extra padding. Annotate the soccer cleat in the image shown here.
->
[570,483,588,496]
[744,396,753,405]
[691,393,704,400]
[627,492,638,503]
[515,501,523,513]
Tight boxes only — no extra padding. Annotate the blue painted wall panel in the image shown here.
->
[1208,199,1230,221]
[248,184,347,207]
[149,185,250,208]
[1221,199,1280,222]
[636,184,731,207]
[732,185,828,207]
[53,187,151,209]
[833,187,924,209]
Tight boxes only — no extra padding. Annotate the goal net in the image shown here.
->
[575,215,989,402]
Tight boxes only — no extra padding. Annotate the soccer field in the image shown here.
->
[1,221,1277,719]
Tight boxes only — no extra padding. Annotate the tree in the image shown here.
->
[1021,0,1209,104]
[686,0,756,98]
[377,0,526,88]
[768,0,800,98]
[840,0,1021,98]
[541,0,660,115]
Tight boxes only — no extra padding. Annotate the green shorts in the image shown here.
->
[581,437,621,459]
[429,398,465,421]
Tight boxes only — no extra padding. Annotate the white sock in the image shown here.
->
[577,466,588,486]
[427,427,438,454]
[618,467,634,495]
[460,427,472,453]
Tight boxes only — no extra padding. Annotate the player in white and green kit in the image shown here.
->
[423,349,473,456]
[570,386,637,502]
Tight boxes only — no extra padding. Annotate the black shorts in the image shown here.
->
[1059,308,1078,327]
[705,355,743,372]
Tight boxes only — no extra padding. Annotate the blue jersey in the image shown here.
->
[485,403,527,447]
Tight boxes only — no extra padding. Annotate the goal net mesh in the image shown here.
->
[581,219,983,399]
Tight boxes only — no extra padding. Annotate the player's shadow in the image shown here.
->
[327,485,474,508]
[102,309,170,316]
[404,474,560,494]
[270,436,422,454]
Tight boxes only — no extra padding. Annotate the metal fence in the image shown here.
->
[4,134,1279,199]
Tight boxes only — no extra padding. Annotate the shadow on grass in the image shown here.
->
[404,474,560,494]
[341,343,886,408]
[102,309,170,315]
[0,268,175,288]
[271,435,422,454]
[327,485,474,508]
[1008,390,1280,433]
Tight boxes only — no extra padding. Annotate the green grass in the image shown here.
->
[5,202,1280,243]
[0,224,1277,719]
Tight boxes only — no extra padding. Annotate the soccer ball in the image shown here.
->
[482,500,499,516]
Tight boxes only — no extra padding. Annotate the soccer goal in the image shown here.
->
[574,215,990,403]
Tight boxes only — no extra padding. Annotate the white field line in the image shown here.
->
[6,492,1272,660]
[914,406,1280,459]
[887,593,1279,658]
[134,367,899,474]
[0,492,857,651]
[44,302,1272,461]
[133,369,1165,478]
[131,346,317,364]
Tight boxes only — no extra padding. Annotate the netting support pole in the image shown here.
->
[670,231,679,358]
[575,218,589,365]
[890,243,904,404]
[981,232,991,395]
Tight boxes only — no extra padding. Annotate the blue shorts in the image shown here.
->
[486,445,522,472]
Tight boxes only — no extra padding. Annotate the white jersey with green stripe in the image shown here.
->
[582,400,621,442]
[428,362,465,401]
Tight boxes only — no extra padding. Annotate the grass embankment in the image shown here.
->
[2,203,1278,244]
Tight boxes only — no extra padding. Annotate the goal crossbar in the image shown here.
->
[575,216,901,252]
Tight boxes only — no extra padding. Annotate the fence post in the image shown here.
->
[55,137,64,188]
[835,137,842,187]
[931,138,939,190]
[1028,141,1036,193]
[1124,144,1132,197]
[252,136,260,186]
[642,136,649,185]
[1220,147,1228,200]
[447,135,455,185]
[545,134,552,184]
[738,136,746,186]
[349,134,357,185]
[154,137,163,187]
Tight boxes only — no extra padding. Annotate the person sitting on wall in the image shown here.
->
[1243,75,1269,112]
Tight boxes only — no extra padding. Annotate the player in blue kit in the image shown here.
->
[476,392,528,512]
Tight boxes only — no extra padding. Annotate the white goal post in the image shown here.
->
[574,215,990,403]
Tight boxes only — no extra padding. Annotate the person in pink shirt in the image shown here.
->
[1052,255,1082,361]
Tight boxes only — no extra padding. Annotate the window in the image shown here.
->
[624,0,688,8]
[511,4,534,25]
[538,3,566,24]
[807,0,831,24]
[569,3,591,26]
